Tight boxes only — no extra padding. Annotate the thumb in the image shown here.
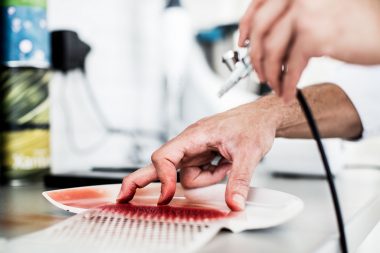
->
[225,149,261,211]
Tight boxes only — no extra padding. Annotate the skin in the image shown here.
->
[117,83,363,211]
[239,0,380,103]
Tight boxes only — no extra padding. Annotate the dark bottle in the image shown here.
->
[0,0,51,185]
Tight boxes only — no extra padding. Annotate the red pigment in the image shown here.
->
[48,188,112,209]
[62,199,112,209]
[48,188,107,201]
[99,204,227,222]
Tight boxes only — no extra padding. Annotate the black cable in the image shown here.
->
[296,89,348,253]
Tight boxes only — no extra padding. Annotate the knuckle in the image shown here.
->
[151,150,162,164]
[122,174,132,184]
[185,121,208,140]
[180,177,194,189]
[121,175,137,190]
[231,177,251,194]
[190,116,209,128]
[231,172,251,187]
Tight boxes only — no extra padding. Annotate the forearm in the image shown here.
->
[260,83,363,139]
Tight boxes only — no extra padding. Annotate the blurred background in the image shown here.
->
[47,0,256,173]
[1,1,379,251]
[2,0,380,181]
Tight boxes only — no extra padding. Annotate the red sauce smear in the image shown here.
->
[98,204,227,222]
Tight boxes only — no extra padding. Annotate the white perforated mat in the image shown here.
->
[4,206,221,253]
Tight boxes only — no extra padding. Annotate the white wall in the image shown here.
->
[47,0,252,172]
[48,0,165,171]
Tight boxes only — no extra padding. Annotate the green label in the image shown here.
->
[2,129,50,170]
[0,67,51,178]
[0,0,46,8]
[1,68,51,126]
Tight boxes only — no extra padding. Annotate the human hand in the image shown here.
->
[239,0,380,102]
[117,97,283,211]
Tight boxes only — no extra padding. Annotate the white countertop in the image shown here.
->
[0,168,379,253]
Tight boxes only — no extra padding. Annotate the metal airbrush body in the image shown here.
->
[219,47,259,97]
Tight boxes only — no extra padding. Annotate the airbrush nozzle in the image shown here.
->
[219,49,254,97]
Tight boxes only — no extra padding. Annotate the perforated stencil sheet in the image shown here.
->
[4,207,221,253]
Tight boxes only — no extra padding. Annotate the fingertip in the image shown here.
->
[225,176,250,211]
[238,35,246,47]
[257,73,266,84]
[281,84,297,105]
[270,83,280,97]
[116,189,134,203]
[116,178,134,203]
[238,34,250,47]
[157,192,174,205]
[282,95,290,105]
[157,196,171,206]
[285,93,296,105]
[226,193,246,211]
[157,180,176,205]
[116,196,130,204]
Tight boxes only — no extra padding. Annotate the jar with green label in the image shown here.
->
[0,0,51,185]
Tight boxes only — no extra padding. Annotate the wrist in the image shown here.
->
[254,93,302,138]
[253,94,288,134]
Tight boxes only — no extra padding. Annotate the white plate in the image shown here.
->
[43,183,303,231]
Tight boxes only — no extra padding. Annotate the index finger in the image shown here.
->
[151,132,210,205]
[238,0,265,47]
[117,164,158,203]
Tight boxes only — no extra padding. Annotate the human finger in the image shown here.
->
[262,11,294,96]
[151,149,181,205]
[117,164,158,203]
[180,162,232,189]
[238,0,266,46]
[179,151,216,168]
[249,0,292,82]
[150,131,211,205]
[281,40,308,103]
[225,147,262,211]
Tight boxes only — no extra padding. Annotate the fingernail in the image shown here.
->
[116,191,130,203]
[116,192,123,202]
[233,194,246,210]
[157,194,168,205]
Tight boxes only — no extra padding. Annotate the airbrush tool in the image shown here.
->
[219,47,258,97]
[220,46,348,253]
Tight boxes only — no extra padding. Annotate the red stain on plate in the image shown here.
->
[47,188,113,209]
[99,204,228,222]
[46,185,229,213]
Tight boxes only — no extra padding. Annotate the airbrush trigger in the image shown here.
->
[219,47,255,97]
